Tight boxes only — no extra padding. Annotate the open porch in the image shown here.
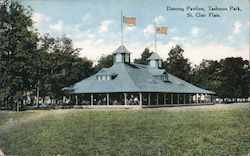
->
[64,92,215,108]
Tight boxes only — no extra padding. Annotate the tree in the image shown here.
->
[240,61,250,98]
[0,0,38,110]
[134,48,152,65]
[164,45,191,82]
[191,59,222,93]
[37,34,93,99]
[93,54,113,73]
[192,57,249,100]
[0,0,94,109]
[218,57,249,99]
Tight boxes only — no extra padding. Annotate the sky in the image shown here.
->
[21,0,249,65]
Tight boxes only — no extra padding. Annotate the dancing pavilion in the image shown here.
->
[66,45,215,108]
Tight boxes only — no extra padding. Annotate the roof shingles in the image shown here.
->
[70,63,215,94]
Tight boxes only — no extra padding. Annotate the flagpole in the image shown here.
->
[121,10,123,45]
[154,21,157,53]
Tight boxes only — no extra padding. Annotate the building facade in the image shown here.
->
[66,45,215,108]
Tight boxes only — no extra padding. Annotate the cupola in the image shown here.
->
[146,53,163,68]
[113,45,131,64]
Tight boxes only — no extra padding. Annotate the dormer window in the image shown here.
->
[107,76,111,80]
[97,75,102,80]
[96,68,118,81]
[161,75,167,81]
[101,76,106,80]
[161,75,169,82]
[161,73,170,82]
[97,75,112,81]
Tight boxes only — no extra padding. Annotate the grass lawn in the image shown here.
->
[0,111,36,127]
[0,104,249,155]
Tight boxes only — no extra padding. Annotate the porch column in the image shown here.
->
[201,94,203,103]
[196,94,198,103]
[75,95,78,105]
[17,102,19,112]
[139,93,142,107]
[184,94,185,104]
[63,96,65,103]
[156,93,159,105]
[177,93,179,104]
[171,93,173,104]
[91,94,93,106]
[148,93,151,105]
[124,93,127,105]
[164,93,166,105]
[106,93,109,105]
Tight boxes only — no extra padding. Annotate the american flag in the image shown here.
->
[156,27,168,34]
[123,16,136,26]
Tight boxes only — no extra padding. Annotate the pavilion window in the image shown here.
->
[116,54,122,62]
[158,60,162,67]
[150,60,156,67]
[125,54,130,62]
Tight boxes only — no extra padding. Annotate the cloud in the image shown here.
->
[31,12,50,28]
[191,27,200,37]
[83,30,96,40]
[64,24,85,40]
[146,38,249,65]
[154,16,164,24]
[124,26,136,34]
[169,27,177,33]
[32,12,49,23]
[99,20,114,33]
[74,40,119,64]
[227,35,234,42]
[143,24,154,37]
[49,20,64,32]
[184,43,248,65]
[171,36,186,43]
[41,16,246,67]
[233,21,241,34]
[227,21,245,43]
[74,29,248,66]
[81,13,91,22]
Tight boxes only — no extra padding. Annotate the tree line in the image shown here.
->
[0,1,249,110]
[134,46,249,101]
